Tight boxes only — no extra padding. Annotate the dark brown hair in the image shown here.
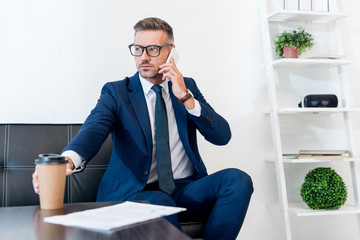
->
[133,17,174,43]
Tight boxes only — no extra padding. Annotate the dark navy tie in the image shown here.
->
[152,85,175,195]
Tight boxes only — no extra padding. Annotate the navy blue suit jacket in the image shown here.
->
[64,72,231,201]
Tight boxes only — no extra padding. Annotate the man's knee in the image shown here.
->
[221,168,254,197]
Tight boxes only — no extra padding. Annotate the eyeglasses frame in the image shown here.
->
[128,43,173,57]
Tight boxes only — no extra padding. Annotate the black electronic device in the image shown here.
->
[298,94,338,108]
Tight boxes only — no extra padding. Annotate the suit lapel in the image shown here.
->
[169,82,208,175]
[168,82,190,149]
[128,73,152,155]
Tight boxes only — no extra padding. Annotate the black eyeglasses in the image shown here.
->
[128,44,173,57]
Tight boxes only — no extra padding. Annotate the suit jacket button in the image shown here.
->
[144,170,149,176]
[205,116,213,125]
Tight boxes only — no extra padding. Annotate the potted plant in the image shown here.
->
[273,27,314,58]
[300,167,347,210]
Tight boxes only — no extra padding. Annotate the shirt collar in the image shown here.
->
[139,74,169,96]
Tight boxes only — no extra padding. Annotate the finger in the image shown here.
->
[33,182,39,194]
[162,71,174,81]
[32,170,38,179]
[66,168,73,176]
[159,59,177,71]
[159,67,179,76]
[65,163,74,175]
[65,157,75,170]
[160,65,179,78]
[32,171,39,194]
[159,65,171,74]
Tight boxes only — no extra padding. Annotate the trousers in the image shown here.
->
[126,168,253,240]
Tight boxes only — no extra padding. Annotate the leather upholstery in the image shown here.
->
[0,124,205,238]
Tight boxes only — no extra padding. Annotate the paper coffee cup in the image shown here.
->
[35,154,68,209]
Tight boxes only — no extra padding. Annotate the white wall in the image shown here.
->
[1,0,360,239]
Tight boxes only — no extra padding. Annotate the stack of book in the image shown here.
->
[283,150,350,159]
[284,0,330,12]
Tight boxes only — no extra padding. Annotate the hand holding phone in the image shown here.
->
[162,48,191,107]
[164,48,180,81]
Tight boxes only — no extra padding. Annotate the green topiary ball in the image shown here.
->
[300,167,347,210]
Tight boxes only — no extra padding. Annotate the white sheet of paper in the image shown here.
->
[44,201,186,231]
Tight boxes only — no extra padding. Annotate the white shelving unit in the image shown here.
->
[267,10,347,23]
[271,58,354,67]
[288,203,360,217]
[260,0,360,239]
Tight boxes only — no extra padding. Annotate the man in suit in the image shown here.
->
[32,17,253,240]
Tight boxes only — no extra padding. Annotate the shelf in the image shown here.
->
[271,58,354,68]
[265,108,360,114]
[278,107,360,114]
[288,203,360,217]
[265,157,360,163]
[267,10,348,23]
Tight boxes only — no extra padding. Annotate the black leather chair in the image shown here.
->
[0,124,205,238]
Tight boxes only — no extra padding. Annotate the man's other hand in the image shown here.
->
[32,157,74,194]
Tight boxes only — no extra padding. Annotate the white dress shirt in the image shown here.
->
[63,75,201,184]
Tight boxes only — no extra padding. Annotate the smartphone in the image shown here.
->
[166,48,180,64]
